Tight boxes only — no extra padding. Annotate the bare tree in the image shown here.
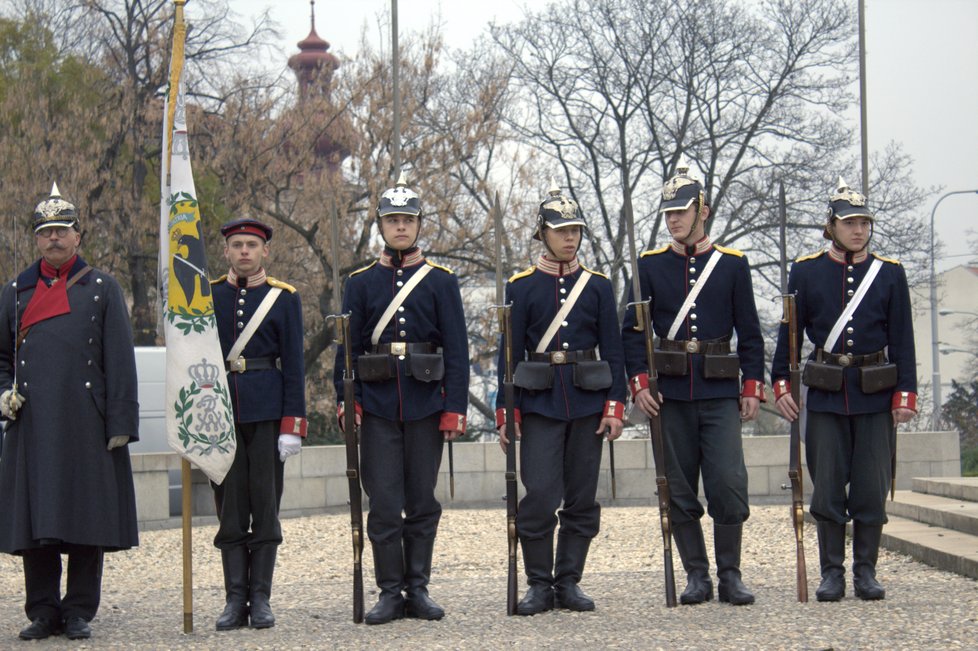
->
[492,0,931,316]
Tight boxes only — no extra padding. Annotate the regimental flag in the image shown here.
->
[159,1,235,484]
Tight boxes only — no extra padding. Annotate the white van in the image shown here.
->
[133,346,169,453]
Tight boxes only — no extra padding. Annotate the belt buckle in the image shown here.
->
[229,358,246,372]
[685,341,699,354]
[390,342,406,356]
[551,351,567,364]
[838,354,852,367]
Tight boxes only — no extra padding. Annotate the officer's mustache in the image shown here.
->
[45,242,66,250]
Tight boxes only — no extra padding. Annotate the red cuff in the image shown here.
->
[280,416,307,437]
[891,391,917,412]
[628,373,650,399]
[603,400,625,420]
[439,411,467,433]
[336,401,362,427]
[773,378,790,401]
[741,380,766,403]
[495,407,522,429]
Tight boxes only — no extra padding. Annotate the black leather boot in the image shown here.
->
[714,523,755,605]
[365,541,405,625]
[815,521,846,602]
[517,534,554,616]
[404,538,444,620]
[852,523,885,600]
[215,547,250,631]
[248,545,277,628]
[554,534,595,611]
[672,520,713,604]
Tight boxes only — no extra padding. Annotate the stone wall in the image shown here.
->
[131,430,961,529]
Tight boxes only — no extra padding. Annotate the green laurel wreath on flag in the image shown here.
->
[166,305,216,334]
[173,380,235,453]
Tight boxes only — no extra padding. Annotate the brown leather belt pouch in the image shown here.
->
[513,361,554,391]
[703,354,740,380]
[357,354,395,382]
[573,360,613,391]
[407,353,445,383]
[859,363,897,394]
[655,349,688,376]
[802,361,844,392]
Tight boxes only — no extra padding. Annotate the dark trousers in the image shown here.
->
[516,413,603,540]
[212,420,284,550]
[360,412,444,545]
[22,544,103,622]
[660,398,749,525]
[806,410,894,525]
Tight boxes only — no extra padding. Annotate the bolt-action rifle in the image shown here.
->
[777,181,808,603]
[491,194,518,615]
[326,202,365,623]
[624,190,677,608]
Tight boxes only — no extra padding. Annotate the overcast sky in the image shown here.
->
[231,0,978,272]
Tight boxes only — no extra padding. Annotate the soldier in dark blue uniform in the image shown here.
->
[0,185,139,641]
[210,218,306,630]
[622,159,766,606]
[772,178,917,602]
[333,175,469,625]
[495,180,626,616]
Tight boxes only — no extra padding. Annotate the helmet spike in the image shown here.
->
[676,154,690,176]
[548,176,560,196]
[836,176,849,193]
[50,181,61,198]
[395,170,408,187]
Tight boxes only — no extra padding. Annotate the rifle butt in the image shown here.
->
[796,544,808,603]
[506,518,518,615]
[663,546,678,608]
[353,562,364,622]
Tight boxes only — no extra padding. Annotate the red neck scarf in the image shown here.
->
[20,255,77,330]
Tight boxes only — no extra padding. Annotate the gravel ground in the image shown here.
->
[1,505,975,650]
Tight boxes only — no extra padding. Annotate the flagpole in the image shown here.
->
[169,0,194,634]
[182,458,194,633]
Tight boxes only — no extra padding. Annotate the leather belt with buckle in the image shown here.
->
[816,349,886,368]
[225,356,279,373]
[528,349,598,365]
[658,338,731,355]
[372,342,436,356]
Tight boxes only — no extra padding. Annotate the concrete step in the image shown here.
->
[911,476,978,502]
[881,514,978,580]
[889,489,978,536]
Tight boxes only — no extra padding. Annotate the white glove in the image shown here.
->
[1,388,25,420]
[107,435,130,450]
[278,434,302,461]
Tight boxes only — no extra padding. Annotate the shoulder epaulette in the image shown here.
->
[425,260,455,275]
[872,253,901,265]
[508,266,536,283]
[581,265,609,279]
[795,250,826,263]
[267,277,297,293]
[640,246,669,258]
[210,274,228,286]
[714,245,744,258]
[350,261,377,277]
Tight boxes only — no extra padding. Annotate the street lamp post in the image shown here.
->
[929,189,978,431]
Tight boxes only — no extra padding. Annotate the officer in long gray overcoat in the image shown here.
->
[0,184,139,641]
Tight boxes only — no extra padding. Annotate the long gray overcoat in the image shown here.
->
[0,257,139,553]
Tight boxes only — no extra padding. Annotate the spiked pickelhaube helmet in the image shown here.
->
[823,176,874,241]
[377,171,422,220]
[32,182,79,233]
[534,177,587,241]
[659,155,704,214]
